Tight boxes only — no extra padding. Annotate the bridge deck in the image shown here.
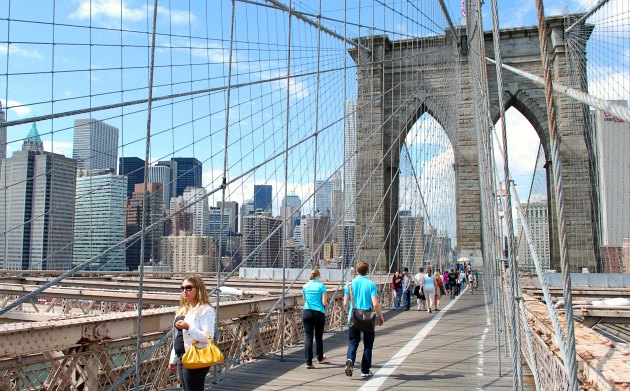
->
[179,283,520,390]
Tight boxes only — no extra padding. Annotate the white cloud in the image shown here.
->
[43,140,74,157]
[69,0,195,25]
[493,108,540,178]
[69,0,145,21]
[0,99,31,117]
[588,67,630,102]
[0,43,42,60]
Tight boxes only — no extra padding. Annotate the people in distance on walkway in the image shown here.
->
[434,271,444,311]
[474,270,480,290]
[391,270,403,310]
[448,268,459,298]
[344,261,385,378]
[169,275,216,391]
[402,267,412,311]
[443,270,450,296]
[414,267,426,311]
[302,268,329,369]
[422,268,436,313]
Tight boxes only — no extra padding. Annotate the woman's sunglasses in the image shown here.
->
[181,285,195,292]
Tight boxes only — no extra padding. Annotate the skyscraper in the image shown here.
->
[0,101,6,159]
[167,196,194,236]
[217,201,239,233]
[73,173,127,271]
[73,118,119,173]
[118,157,145,198]
[281,193,301,239]
[209,206,231,251]
[149,163,173,209]
[399,211,424,271]
[253,184,272,212]
[240,199,254,233]
[0,123,77,270]
[125,182,163,270]
[595,103,630,248]
[331,171,343,225]
[314,179,333,214]
[161,233,215,273]
[172,157,201,197]
[181,187,210,236]
[242,211,282,268]
[157,160,177,203]
[344,100,357,221]
[516,201,550,272]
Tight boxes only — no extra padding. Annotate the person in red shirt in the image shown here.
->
[391,271,403,310]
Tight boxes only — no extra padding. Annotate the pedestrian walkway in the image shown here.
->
[183,283,515,390]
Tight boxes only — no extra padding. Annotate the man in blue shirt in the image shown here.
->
[402,267,412,310]
[343,261,385,378]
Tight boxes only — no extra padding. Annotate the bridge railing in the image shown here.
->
[0,281,391,390]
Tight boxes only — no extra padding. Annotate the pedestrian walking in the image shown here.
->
[443,270,450,296]
[413,267,426,311]
[391,271,403,310]
[302,268,329,368]
[423,268,436,313]
[467,271,475,294]
[344,261,385,378]
[402,267,412,311]
[169,275,216,391]
[434,271,444,311]
[448,268,458,298]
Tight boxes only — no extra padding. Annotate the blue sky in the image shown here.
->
[0,0,620,239]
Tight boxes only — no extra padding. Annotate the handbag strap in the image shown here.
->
[349,281,355,309]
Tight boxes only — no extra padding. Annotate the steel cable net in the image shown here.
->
[564,0,630,274]
[0,1,461,389]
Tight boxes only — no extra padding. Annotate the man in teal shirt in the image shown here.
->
[343,261,384,378]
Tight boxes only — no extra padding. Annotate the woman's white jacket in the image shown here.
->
[169,304,216,365]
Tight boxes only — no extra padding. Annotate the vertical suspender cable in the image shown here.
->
[489,0,522,388]
[534,2,579,390]
[280,0,293,361]
[135,1,159,388]
[217,0,237,370]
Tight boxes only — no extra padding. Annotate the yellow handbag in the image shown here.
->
[182,332,224,369]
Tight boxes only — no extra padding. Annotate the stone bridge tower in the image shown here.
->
[350,15,598,273]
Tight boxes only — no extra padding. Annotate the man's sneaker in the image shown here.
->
[345,359,353,377]
[360,371,374,378]
[306,363,315,369]
[318,355,329,364]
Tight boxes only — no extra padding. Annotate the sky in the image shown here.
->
[0,0,624,244]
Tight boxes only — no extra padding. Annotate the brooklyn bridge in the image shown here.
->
[0,0,629,390]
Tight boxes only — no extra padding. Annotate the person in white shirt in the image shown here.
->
[169,275,217,391]
[413,268,426,311]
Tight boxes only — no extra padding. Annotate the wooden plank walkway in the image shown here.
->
[175,282,517,390]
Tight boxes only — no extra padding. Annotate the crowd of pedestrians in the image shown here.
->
[392,262,479,309]
[295,261,479,380]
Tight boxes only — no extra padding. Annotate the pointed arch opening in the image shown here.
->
[397,112,455,272]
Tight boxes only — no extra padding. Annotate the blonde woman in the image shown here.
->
[433,271,444,311]
[169,275,216,391]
